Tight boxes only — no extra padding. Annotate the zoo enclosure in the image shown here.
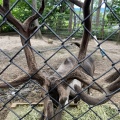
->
[0,0,120,120]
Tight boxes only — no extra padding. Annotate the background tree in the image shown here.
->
[107,0,120,23]
[68,2,74,32]
[90,0,94,32]
[106,0,120,42]
[96,0,102,27]
[32,0,42,39]
[101,2,107,39]
[0,0,119,42]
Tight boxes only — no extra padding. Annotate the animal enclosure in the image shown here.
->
[0,0,120,120]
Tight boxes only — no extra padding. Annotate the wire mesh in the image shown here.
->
[0,0,120,120]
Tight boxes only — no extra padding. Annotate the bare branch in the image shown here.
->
[69,0,83,8]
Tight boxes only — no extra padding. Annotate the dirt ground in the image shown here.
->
[0,35,120,120]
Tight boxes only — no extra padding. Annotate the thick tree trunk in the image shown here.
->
[96,0,102,27]
[101,5,107,39]
[90,0,94,32]
[32,0,42,39]
[34,19,43,39]
[73,14,76,30]
[68,3,74,32]
[90,0,94,19]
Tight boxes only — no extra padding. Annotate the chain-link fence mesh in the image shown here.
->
[0,0,120,120]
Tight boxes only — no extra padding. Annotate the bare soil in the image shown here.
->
[0,35,120,120]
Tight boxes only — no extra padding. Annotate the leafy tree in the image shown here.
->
[11,0,32,22]
[32,0,42,39]
[107,0,120,23]
[0,0,33,32]
[0,0,70,34]
[42,0,70,32]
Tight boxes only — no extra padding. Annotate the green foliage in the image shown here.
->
[0,0,70,33]
[91,22,119,41]
[0,0,119,42]
[0,0,33,32]
[107,0,120,23]
[0,0,3,5]
[11,0,32,22]
[41,1,70,31]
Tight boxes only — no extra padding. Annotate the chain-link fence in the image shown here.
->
[0,0,120,120]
